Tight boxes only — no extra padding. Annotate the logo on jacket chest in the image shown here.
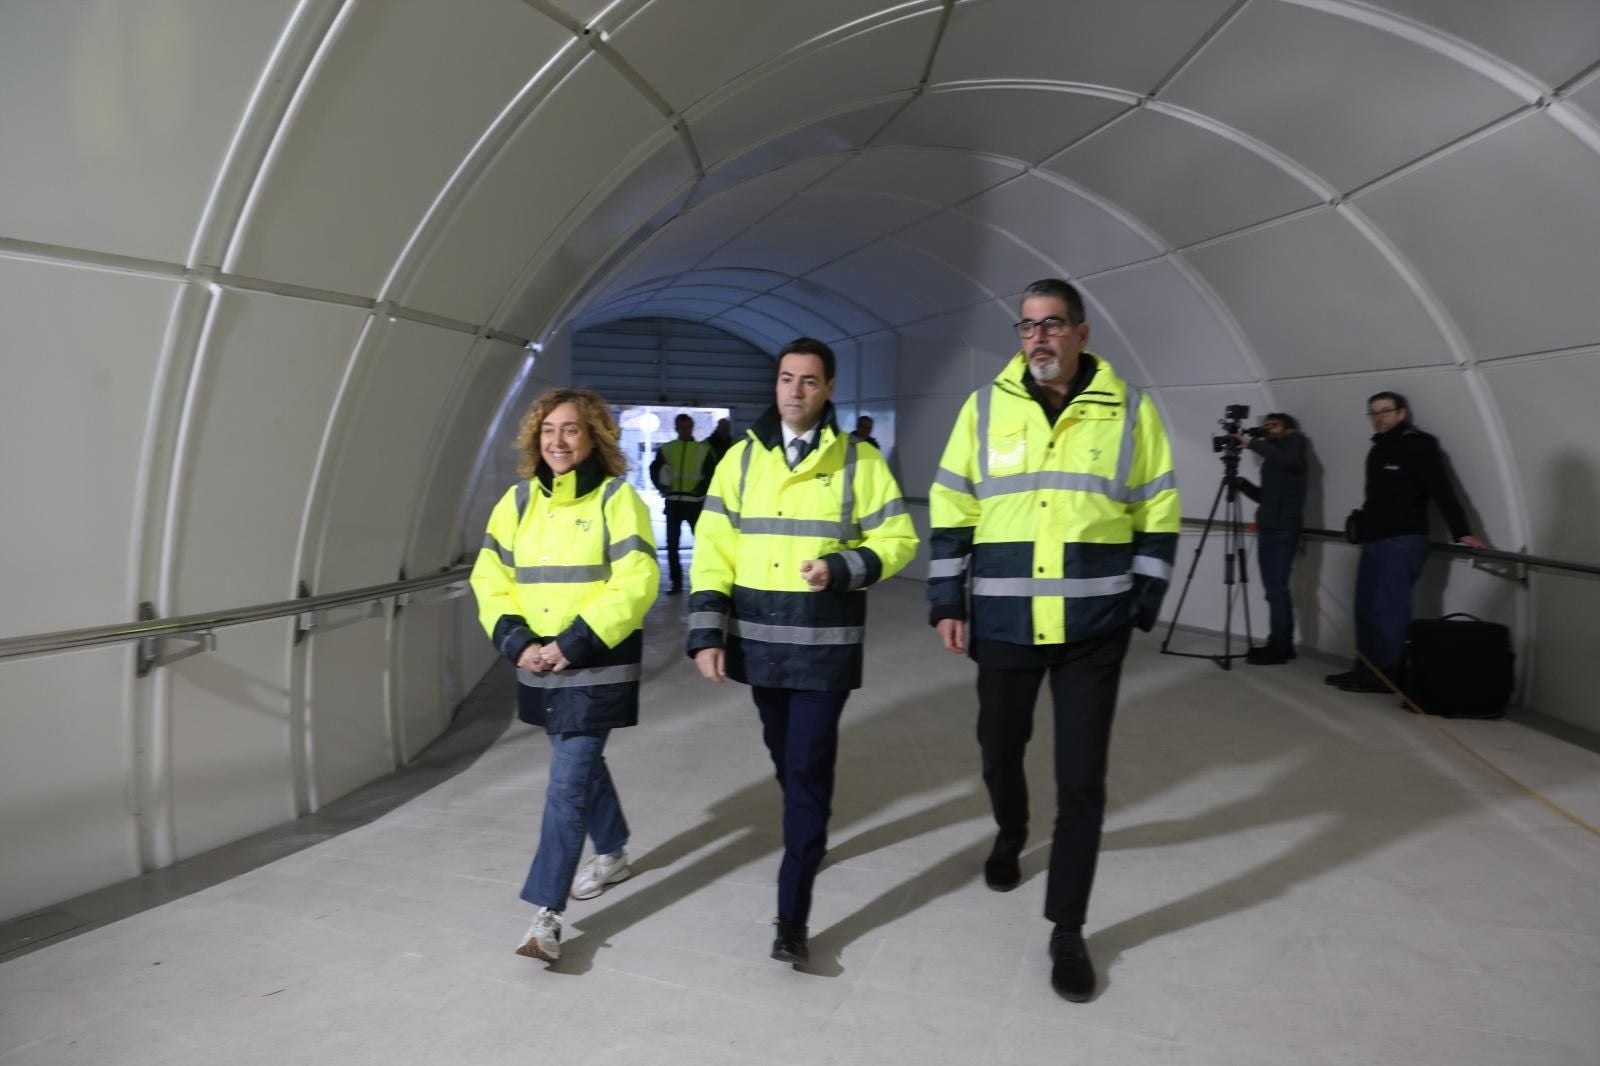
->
[575,517,593,532]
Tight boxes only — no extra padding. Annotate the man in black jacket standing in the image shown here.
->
[1232,413,1308,665]
[1326,392,1485,693]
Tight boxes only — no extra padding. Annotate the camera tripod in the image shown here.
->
[1159,447,1255,669]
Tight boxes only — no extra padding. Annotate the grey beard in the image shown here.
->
[1029,356,1063,383]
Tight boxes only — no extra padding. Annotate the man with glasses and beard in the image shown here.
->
[927,279,1180,1002]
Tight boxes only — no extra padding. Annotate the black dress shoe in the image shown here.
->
[984,838,1022,892]
[1246,646,1291,665]
[1049,927,1095,1002]
[771,919,809,964]
[1336,675,1389,693]
[666,584,683,595]
[1324,670,1361,687]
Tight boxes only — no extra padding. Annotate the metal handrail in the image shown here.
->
[0,565,473,664]
[898,496,1598,578]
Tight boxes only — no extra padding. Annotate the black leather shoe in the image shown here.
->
[1246,646,1291,665]
[984,838,1022,892]
[666,584,683,595]
[771,919,809,964]
[1336,675,1388,693]
[1324,670,1361,687]
[1049,927,1095,1002]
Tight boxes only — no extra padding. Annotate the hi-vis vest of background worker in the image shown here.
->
[471,461,658,732]
[656,438,713,503]
[929,353,1180,645]
[687,405,918,691]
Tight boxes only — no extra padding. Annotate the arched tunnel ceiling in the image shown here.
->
[537,0,1600,406]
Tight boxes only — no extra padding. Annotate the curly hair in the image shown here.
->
[513,387,626,479]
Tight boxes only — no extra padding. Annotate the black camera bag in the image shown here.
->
[1403,613,1514,719]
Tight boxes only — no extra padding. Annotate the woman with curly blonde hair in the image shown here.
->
[470,386,659,964]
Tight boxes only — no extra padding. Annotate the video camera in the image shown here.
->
[1211,403,1266,453]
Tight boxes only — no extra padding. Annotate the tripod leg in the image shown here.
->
[1161,467,1229,652]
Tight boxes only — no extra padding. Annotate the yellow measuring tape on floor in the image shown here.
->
[1357,651,1600,839]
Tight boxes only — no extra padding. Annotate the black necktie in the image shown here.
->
[788,437,809,468]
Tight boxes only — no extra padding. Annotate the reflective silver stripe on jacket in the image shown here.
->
[518,663,642,688]
[858,497,906,531]
[515,480,531,524]
[688,611,728,632]
[483,534,515,568]
[1116,384,1140,493]
[1131,555,1173,582]
[1127,471,1176,504]
[934,467,973,496]
[839,549,868,591]
[516,563,610,584]
[702,495,738,527]
[727,618,864,645]
[974,470,1123,502]
[970,574,1135,598]
[928,557,968,578]
[607,534,652,562]
[741,518,857,539]
[976,384,995,480]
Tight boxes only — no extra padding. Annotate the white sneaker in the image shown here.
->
[515,907,562,962]
[571,849,631,901]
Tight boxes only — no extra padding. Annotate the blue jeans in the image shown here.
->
[1256,530,1299,651]
[752,687,849,926]
[520,729,629,911]
[1353,534,1428,682]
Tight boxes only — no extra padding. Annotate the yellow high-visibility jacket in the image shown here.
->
[688,404,918,691]
[928,353,1180,644]
[471,456,658,732]
[652,438,714,502]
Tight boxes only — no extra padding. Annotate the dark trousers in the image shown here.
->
[975,625,1131,929]
[1256,530,1299,652]
[663,500,702,588]
[752,686,849,926]
[1353,533,1427,682]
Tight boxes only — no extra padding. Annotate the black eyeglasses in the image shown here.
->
[1367,406,1398,417]
[1014,316,1070,339]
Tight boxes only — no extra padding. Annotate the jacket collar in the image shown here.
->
[535,451,607,501]
[749,401,840,451]
[994,351,1115,406]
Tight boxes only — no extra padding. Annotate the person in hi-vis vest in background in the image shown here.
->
[650,413,716,594]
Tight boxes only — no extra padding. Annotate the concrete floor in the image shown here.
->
[2,579,1597,1065]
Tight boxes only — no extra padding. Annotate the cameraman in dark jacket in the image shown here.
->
[1233,413,1308,665]
[1326,392,1485,693]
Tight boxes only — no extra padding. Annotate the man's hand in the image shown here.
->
[800,559,830,590]
[694,647,726,683]
[1458,535,1487,550]
[936,618,966,655]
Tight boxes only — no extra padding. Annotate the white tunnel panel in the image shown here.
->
[931,0,1237,89]
[1086,260,1253,387]
[1183,209,1458,379]
[306,618,391,810]
[1368,0,1600,86]
[1357,113,1600,361]
[0,0,294,263]
[966,173,1159,275]
[812,147,1023,206]
[1046,108,1324,250]
[771,277,894,338]
[1161,2,1530,193]
[228,0,571,296]
[0,257,179,636]
[682,11,938,169]
[840,239,996,311]
[403,54,669,325]
[874,86,1129,164]
[1481,354,1600,561]
[314,320,475,592]
[686,101,905,208]
[897,211,1057,295]
[170,292,366,612]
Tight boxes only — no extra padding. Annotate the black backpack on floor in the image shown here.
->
[1403,613,1514,719]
